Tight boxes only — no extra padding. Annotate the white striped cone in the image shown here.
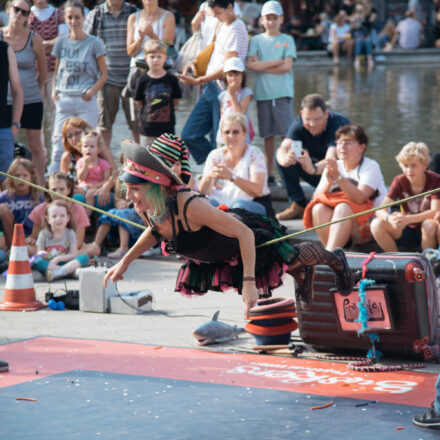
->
[0,224,43,311]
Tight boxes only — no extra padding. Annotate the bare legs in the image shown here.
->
[26,129,46,185]
[264,136,275,178]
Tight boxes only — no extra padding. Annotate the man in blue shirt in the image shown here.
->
[275,94,350,220]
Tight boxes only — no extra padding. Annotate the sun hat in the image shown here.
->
[119,139,183,186]
[261,1,283,17]
[223,57,245,73]
[149,134,192,184]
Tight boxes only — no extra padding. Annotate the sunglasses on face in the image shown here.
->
[13,6,30,16]
[83,130,98,137]
[66,130,83,139]
[222,129,241,136]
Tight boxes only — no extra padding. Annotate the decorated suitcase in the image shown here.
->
[297,252,439,358]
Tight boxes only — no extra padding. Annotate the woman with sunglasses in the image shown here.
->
[49,0,108,175]
[103,138,354,317]
[198,112,273,216]
[0,0,47,185]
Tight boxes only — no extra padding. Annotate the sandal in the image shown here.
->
[332,248,354,296]
[107,249,128,259]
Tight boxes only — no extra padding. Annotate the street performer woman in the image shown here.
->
[104,139,354,317]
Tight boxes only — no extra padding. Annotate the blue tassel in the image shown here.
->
[355,278,376,335]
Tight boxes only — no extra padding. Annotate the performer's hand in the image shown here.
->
[242,282,258,320]
[104,259,129,287]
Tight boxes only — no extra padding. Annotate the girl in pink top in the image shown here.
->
[76,130,113,216]
[28,172,99,258]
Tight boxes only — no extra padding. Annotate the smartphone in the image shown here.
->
[291,140,303,157]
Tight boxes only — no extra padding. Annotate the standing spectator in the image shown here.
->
[0,40,23,182]
[392,10,424,48]
[178,0,248,165]
[84,0,136,148]
[216,57,253,145]
[350,4,374,69]
[1,0,47,185]
[328,11,353,64]
[247,0,296,184]
[29,0,67,147]
[50,1,108,174]
[275,94,349,221]
[134,39,182,147]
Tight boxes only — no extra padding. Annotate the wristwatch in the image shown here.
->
[230,172,237,182]
[11,121,21,128]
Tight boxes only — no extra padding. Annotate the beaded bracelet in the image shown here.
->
[243,277,256,282]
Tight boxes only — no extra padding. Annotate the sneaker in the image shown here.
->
[0,360,9,372]
[142,247,161,258]
[276,202,305,221]
[292,266,315,310]
[46,267,67,282]
[332,248,354,296]
[413,403,440,429]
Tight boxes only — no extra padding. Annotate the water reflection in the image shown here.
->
[34,64,440,184]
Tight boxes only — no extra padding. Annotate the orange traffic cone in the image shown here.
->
[0,224,44,311]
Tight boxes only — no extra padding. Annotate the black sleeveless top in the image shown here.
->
[0,41,10,129]
[145,189,240,264]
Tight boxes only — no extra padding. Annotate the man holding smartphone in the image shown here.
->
[275,93,349,221]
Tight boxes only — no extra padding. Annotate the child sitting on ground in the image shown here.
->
[28,173,95,257]
[33,200,90,282]
[134,39,182,147]
[76,130,114,216]
[0,158,43,248]
[371,142,440,251]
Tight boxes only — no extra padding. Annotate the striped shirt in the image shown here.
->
[84,2,136,86]
[396,17,423,49]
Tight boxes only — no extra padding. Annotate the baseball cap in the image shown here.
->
[261,1,283,17]
[223,57,245,73]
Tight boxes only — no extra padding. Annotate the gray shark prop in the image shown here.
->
[193,311,245,345]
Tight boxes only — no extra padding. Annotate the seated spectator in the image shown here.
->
[392,10,424,48]
[378,20,396,50]
[328,11,354,64]
[33,200,90,282]
[216,57,253,145]
[303,125,386,250]
[286,15,305,50]
[276,94,350,220]
[0,158,43,248]
[198,112,272,216]
[27,172,99,258]
[76,130,114,216]
[350,4,374,69]
[433,9,440,48]
[92,180,146,259]
[371,142,440,252]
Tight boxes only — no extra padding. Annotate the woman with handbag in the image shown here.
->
[178,0,248,165]
[302,124,387,250]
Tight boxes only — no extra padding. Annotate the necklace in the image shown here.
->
[150,203,171,224]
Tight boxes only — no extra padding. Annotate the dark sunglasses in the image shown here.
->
[83,130,98,137]
[222,129,241,135]
[66,130,83,139]
[13,6,30,16]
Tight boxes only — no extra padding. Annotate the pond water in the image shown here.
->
[37,63,440,185]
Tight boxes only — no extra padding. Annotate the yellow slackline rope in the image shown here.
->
[2,171,440,248]
[0,171,147,231]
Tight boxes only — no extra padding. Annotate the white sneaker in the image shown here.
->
[142,247,161,257]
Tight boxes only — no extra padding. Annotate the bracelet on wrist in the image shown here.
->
[386,213,390,223]
[243,276,255,282]
[336,175,343,182]
[312,163,318,175]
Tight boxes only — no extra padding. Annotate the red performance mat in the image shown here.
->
[0,336,436,405]
[0,337,438,440]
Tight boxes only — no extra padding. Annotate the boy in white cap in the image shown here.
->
[247,0,296,184]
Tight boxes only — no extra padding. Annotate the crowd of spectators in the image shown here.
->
[1,0,440,270]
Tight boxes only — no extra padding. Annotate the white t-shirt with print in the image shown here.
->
[203,145,269,206]
[316,157,387,208]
